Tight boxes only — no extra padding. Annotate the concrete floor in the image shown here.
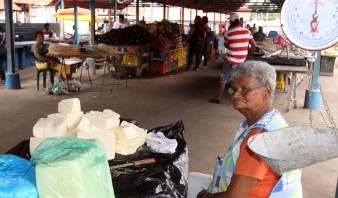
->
[0,60,337,197]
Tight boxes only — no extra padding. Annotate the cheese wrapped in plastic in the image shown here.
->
[31,137,115,198]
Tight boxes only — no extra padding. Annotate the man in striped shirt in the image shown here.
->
[209,13,257,104]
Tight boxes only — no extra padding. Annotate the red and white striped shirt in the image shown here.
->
[224,25,253,64]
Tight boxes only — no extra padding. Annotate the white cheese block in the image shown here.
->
[48,112,83,133]
[85,111,120,130]
[120,121,148,135]
[89,124,101,131]
[29,137,44,155]
[74,117,91,132]
[103,109,120,119]
[47,113,66,119]
[114,125,138,140]
[115,127,147,155]
[65,112,83,131]
[58,98,81,114]
[77,131,115,160]
[33,117,67,138]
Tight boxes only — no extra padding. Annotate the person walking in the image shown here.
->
[186,16,207,71]
[201,16,211,70]
[209,13,257,104]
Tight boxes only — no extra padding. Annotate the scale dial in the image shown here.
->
[281,0,338,51]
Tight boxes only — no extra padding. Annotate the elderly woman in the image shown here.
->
[188,61,302,198]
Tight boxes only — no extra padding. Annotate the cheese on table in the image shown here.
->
[115,126,147,155]
[33,117,67,138]
[58,98,81,114]
[114,125,138,141]
[103,109,120,119]
[77,131,115,160]
[74,117,91,132]
[48,112,84,134]
[85,111,120,130]
[29,137,44,155]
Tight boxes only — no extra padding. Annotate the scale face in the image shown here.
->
[281,0,338,51]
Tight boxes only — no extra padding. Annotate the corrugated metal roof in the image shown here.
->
[45,0,285,14]
[48,0,131,10]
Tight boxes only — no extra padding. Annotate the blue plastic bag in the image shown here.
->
[0,154,38,198]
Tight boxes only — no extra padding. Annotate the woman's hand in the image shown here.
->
[196,189,209,198]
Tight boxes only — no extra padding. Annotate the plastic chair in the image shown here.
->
[31,52,56,90]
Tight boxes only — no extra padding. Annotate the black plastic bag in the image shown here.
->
[109,120,188,198]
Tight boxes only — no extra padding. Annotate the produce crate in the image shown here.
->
[122,54,138,66]
[151,50,169,62]
[169,50,175,61]
[174,49,180,60]
[320,55,336,76]
[178,57,186,67]
[168,60,177,72]
[182,47,187,58]
[150,61,168,75]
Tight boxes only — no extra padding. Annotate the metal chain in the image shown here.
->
[318,84,337,129]
[307,62,314,127]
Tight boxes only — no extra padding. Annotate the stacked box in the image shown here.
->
[122,54,138,66]
[150,62,168,75]
[169,50,175,61]
[178,57,185,67]
[174,49,180,60]
[168,60,177,72]
[182,47,187,58]
[151,50,169,62]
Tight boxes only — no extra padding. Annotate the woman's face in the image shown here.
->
[230,75,270,113]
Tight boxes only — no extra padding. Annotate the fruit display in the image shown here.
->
[97,25,153,46]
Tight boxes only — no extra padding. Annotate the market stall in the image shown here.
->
[97,21,188,76]
[2,98,188,197]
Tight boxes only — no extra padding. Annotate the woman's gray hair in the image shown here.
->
[231,61,276,102]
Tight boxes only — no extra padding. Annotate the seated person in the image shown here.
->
[253,26,266,42]
[31,31,71,79]
[42,23,56,38]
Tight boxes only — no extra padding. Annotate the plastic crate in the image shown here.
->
[174,49,180,60]
[151,50,169,62]
[320,56,336,76]
[122,54,138,66]
[177,48,183,58]
[150,62,168,75]
[181,47,187,58]
[178,57,187,67]
[168,60,177,72]
[169,50,175,61]
[276,72,285,89]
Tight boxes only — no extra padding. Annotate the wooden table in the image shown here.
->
[47,47,125,96]
[272,64,309,112]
